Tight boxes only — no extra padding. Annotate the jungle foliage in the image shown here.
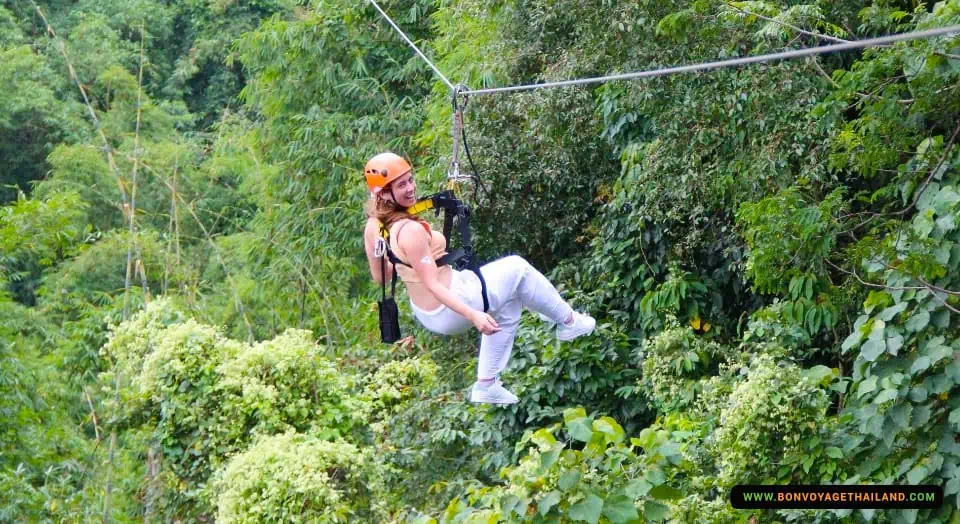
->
[0,0,958,522]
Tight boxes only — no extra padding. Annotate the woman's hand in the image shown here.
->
[469,310,500,335]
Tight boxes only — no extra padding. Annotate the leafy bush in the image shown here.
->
[712,354,835,488]
[136,319,245,498]
[639,323,724,413]
[218,328,365,442]
[100,297,187,391]
[213,432,383,523]
[362,355,440,421]
[438,407,687,523]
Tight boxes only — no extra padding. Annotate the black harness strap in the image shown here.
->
[379,190,489,312]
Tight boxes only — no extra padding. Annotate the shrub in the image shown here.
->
[712,354,832,487]
[213,432,382,523]
[362,355,439,421]
[218,328,364,442]
[439,407,688,523]
[135,318,245,514]
[100,297,187,392]
[640,323,724,412]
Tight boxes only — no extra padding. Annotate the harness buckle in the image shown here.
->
[374,237,387,258]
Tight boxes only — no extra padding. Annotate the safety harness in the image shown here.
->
[375,190,490,343]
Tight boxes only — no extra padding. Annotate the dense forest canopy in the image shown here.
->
[1,0,959,522]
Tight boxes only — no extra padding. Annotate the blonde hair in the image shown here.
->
[363,191,429,236]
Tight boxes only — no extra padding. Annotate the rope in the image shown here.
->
[461,24,960,96]
[448,85,464,181]
[366,0,455,90]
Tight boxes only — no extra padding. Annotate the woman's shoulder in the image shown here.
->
[388,217,418,231]
[390,218,430,242]
[364,217,384,237]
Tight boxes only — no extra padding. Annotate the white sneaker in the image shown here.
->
[470,379,519,405]
[556,312,596,341]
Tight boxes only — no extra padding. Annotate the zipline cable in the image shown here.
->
[367,0,455,90]
[461,24,960,96]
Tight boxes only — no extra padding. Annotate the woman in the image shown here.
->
[362,152,595,405]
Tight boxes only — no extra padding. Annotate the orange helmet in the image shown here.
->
[364,152,412,195]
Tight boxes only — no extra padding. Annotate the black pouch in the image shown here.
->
[378,295,401,343]
[378,251,402,343]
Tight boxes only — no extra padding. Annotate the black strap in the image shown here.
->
[451,205,489,312]
[380,194,489,312]
[469,261,489,312]
[379,251,398,299]
[380,247,386,300]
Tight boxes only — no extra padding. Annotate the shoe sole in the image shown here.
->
[557,321,596,341]
[470,394,519,405]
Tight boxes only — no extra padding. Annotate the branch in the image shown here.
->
[916,275,960,297]
[83,388,102,442]
[822,257,924,291]
[724,3,850,44]
[811,58,840,88]
[826,258,960,314]
[895,122,960,217]
[29,0,130,209]
[831,121,960,238]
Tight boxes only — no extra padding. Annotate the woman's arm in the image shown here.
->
[363,218,393,285]
[396,224,499,334]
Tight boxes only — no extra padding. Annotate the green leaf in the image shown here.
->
[936,214,956,235]
[649,485,682,500]
[602,495,640,523]
[625,478,652,498]
[564,407,588,423]
[593,416,626,443]
[927,340,952,365]
[558,470,581,492]
[889,404,912,429]
[879,302,908,321]
[932,186,960,215]
[643,500,669,521]
[865,291,892,313]
[825,447,844,459]
[910,356,932,375]
[913,212,935,238]
[903,508,919,524]
[538,491,561,516]
[909,386,928,402]
[569,494,603,523]
[861,338,886,362]
[533,428,557,449]
[541,448,561,469]
[646,468,666,486]
[858,376,878,398]
[906,309,930,332]
[948,408,960,429]
[501,494,521,516]
[932,309,951,328]
[804,365,834,384]
[633,429,656,451]
[947,362,960,384]
[567,418,594,443]
[906,465,928,485]
[873,389,898,404]
[842,329,864,353]
[886,333,904,355]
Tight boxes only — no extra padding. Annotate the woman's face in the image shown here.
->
[382,172,417,207]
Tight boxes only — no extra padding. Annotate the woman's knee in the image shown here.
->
[505,254,531,271]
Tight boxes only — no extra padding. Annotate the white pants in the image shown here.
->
[410,255,574,380]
